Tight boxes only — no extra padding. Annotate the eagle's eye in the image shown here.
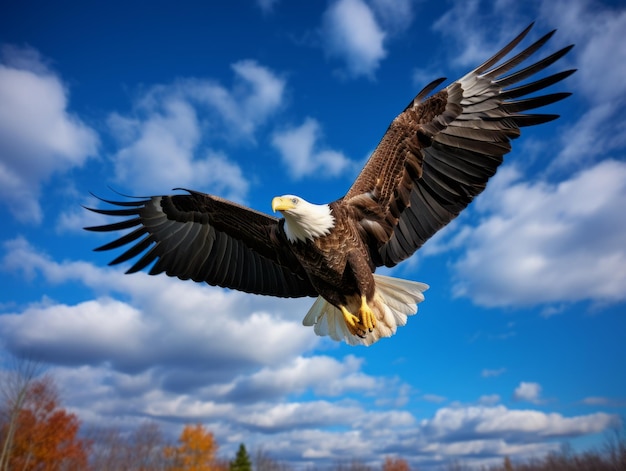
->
[291,198,298,204]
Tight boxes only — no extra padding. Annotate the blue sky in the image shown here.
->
[1,0,625,469]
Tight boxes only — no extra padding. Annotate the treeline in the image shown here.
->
[1,362,624,470]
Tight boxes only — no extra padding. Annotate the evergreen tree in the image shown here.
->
[230,443,251,471]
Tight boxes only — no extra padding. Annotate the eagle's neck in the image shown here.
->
[283,202,335,243]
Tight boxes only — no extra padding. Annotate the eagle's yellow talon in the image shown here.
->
[341,298,376,336]
[341,308,361,335]
[340,306,365,337]
[359,296,376,332]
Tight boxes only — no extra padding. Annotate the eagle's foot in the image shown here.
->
[358,295,376,332]
[340,297,377,337]
[340,306,367,338]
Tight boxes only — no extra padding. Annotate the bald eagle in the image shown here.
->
[86,24,574,345]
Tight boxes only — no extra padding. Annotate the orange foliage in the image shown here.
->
[165,423,219,471]
[1,376,90,471]
[383,456,411,471]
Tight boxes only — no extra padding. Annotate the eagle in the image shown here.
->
[86,24,574,346]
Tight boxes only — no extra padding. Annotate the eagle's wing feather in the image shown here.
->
[343,24,575,267]
[85,190,318,298]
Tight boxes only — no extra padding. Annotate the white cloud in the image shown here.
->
[421,2,626,314]
[421,404,616,441]
[272,117,354,179]
[111,104,247,199]
[450,160,626,307]
[56,193,111,234]
[550,103,623,172]
[231,60,285,126]
[0,237,316,375]
[4,237,619,467]
[318,0,418,78]
[369,0,415,33]
[423,393,447,404]
[0,298,149,364]
[57,363,620,467]
[256,0,279,14]
[513,382,542,403]
[581,396,625,407]
[540,0,626,103]
[432,1,626,176]
[108,60,285,197]
[478,394,501,405]
[321,0,387,78]
[224,355,378,402]
[431,0,529,68]
[240,401,362,432]
[541,1,626,171]
[185,60,286,138]
[0,45,98,223]
[482,368,506,378]
[109,99,204,193]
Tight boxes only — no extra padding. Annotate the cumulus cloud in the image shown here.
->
[0,298,147,365]
[581,396,625,407]
[369,0,415,33]
[109,99,203,193]
[272,117,354,179]
[240,400,387,432]
[108,60,284,197]
[541,1,626,171]
[3,236,619,467]
[419,1,626,315]
[0,45,98,223]
[320,0,387,78]
[223,355,378,402]
[431,0,530,69]
[513,382,542,404]
[422,393,447,404]
[186,60,286,137]
[539,0,626,102]
[420,404,616,442]
[478,394,501,406]
[450,160,626,307]
[48,178,621,462]
[431,1,626,175]
[0,237,316,377]
[318,0,418,78]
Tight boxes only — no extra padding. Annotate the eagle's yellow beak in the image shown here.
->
[272,196,296,213]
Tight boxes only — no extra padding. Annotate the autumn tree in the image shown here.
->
[165,423,219,471]
[131,421,169,470]
[230,443,252,471]
[0,375,89,470]
[89,421,167,470]
[0,357,41,471]
[87,426,127,471]
[382,457,411,471]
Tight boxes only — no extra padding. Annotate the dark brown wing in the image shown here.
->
[343,23,575,267]
[85,190,318,298]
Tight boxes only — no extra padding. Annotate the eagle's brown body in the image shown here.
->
[290,202,378,310]
[86,24,574,345]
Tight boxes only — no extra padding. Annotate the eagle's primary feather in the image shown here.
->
[86,24,575,345]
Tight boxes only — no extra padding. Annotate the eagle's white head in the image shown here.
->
[272,195,335,243]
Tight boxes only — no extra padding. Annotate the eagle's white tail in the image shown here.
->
[302,274,429,346]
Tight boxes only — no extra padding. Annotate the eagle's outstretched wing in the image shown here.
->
[85,190,318,298]
[343,24,575,267]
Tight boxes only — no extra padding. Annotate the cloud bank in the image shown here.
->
[0,46,98,223]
